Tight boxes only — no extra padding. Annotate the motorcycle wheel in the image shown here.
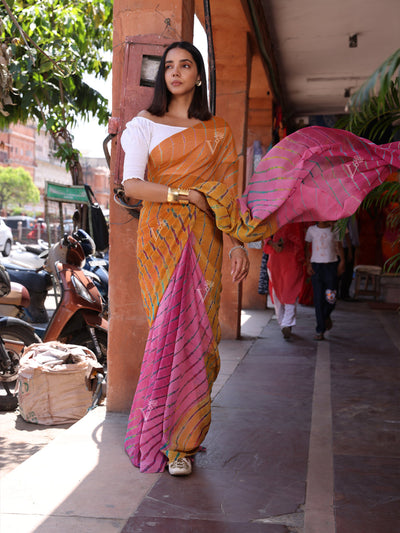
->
[0,325,41,411]
[69,329,107,368]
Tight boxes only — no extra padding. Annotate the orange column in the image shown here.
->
[207,1,251,338]
[108,0,194,412]
[242,53,273,310]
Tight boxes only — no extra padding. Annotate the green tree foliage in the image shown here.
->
[0,166,39,210]
[0,0,113,184]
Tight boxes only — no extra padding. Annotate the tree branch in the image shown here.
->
[0,0,67,76]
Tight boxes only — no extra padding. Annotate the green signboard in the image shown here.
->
[45,182,90,204]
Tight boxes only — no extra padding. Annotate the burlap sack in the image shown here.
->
[17,341,102,425]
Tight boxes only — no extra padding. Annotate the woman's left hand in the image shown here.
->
[188,190,215,220]
[230,247,250,283]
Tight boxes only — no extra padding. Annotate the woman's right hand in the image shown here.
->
[189,190,215,220]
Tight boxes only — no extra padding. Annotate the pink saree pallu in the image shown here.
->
[200,126,400,241]
[125,234,217,473]
[243,126,400,226]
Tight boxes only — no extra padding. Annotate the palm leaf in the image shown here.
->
[335,217,349,240]
[361,181,399,211]
[348,48,400,109]
[384,253,400,274]
[337,83,400,143]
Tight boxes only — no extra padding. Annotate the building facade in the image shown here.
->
[0,123,109,212]
[0,123,36,177]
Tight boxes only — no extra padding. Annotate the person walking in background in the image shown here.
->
[263,223,306,340]
[338,216,360,300]
[258,251,269,309]
[305,221,345,340]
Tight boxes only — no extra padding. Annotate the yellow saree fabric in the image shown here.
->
[136,116,239,330]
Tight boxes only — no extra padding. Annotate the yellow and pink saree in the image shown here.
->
[125,117,400,472]
[124,117,240,472]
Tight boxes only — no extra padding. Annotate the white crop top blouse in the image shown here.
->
[121,116,186,182]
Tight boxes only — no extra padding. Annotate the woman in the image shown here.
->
[121,41,249,476]
[263,223,306,340]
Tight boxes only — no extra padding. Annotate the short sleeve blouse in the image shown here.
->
[120,116,186,182]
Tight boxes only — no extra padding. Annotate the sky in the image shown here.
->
[70,75,112,158]
[71,17,208,159]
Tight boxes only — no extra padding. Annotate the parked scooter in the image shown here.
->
[7,239,48,269]
[4,238,51,323]
[4,264,52,323]
[0,269,41,411]
[37,232,108,366]
[4,235,109,323]
[0,281,30,319]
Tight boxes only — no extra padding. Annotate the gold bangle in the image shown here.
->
[167,187,179,203]
[177,189,190,204]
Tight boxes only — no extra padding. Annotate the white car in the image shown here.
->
[0,218,13,256]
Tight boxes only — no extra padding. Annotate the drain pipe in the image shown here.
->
[203,0,216,116]
[247,0,285,113]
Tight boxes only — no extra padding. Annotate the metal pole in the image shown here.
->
[203,0,216,116]
[59,202,64,240]
[44,198,51,246]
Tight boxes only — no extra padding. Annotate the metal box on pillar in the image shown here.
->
[111,35,173,184]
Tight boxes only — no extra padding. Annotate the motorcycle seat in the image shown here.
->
[25,244,47,255]
[4,266,52,292]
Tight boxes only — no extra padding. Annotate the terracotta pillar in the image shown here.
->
[242,52,273,310]
[108,0,194,412]
[207,1,251,338]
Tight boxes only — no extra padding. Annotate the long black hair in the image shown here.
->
[147,41,211,121]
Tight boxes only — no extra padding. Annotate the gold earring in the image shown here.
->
[195,80,202,87]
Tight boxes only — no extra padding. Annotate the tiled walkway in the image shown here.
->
[1,301,399,533]
[124,301,400,533]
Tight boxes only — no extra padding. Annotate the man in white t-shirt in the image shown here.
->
[305,222,345,340]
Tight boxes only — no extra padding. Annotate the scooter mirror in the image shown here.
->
[65,236,85,267]
[72,229,96,257]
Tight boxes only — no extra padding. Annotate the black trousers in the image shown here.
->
[311,262,338,333]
